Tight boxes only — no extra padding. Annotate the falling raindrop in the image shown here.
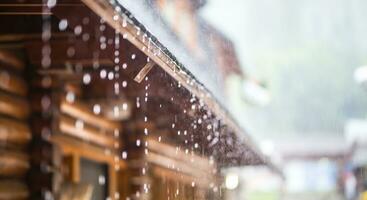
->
[113,14,119,21]
[100,69,107,79]
[82,73,91,85]
[122,151,127,159]
[108,71,114,80]
[93,104,101,115]
[66,92,75,103]
[82,33,90,41]
[47,0,57,8]
[98,175,106,185]
[122,81,127,87]
[122,63,127,69]
[74,25,82,35]
[122,103,128,111]
[75,119,84,130]
[58,19,68,31]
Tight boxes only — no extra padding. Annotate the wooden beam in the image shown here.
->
[71,154,80,183]
[0,150,29,177]
[147,138,215,172]
[0,68,27,96]
[0,180,29,199]
[134,61,155,83]
[152,166,216,189]
[0,49,24,71]
[108,164,117,200]
[0,91,29,119]
[60,99,122,131]
[51,134,126,169]
[58,114,117,149]
[145,152,216,182]
[0,117,31,144]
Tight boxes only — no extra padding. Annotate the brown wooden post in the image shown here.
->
[27,70,63,199]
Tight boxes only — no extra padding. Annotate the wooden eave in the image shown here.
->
[79,0,279,172]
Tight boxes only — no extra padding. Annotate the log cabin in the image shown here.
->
[0,0,280,199]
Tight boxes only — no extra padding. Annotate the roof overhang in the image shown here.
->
[76,0,281,174]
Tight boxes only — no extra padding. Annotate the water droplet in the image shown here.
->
[113,15,119,21]
[98,175,106,185]
[58,19,68,31]
[41,56,51,68]
[122,103,128,111]
[122,81,127,87]
[67,47,75,57]
[113,106,119,117]
[100,43,107,50]
[82,73,91,84]
[66,92,75,103]
[47,0,57,8]
[108,71,114,80]
[74,25,82,35]
[75,119,84,129]
[131,54,136,59]
[122,151,127,159]
[122,18,127,27]
[144,128,148,135]
[82,17,89,25]
[136,139,141,146]
[82,33,90,41]
[93,104,101,114]
[41,95,51,110]
[99,24,106,31]
[136,97,140,108]
[100,69,107,79]
[122,63,127,69]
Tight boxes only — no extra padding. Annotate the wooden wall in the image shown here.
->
[0,48,30,199]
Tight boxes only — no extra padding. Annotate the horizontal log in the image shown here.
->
[60,100,122,131]
[152,166,215,189]
[147,138,215,172]
[0,180,29,199]
[0,117,31,144]
[0,150,29,177]
[0,50,24,71]
[58,115,117,149]
[51,134,126,169]
[0,92,29,119]
[145,152,215,181]
[0,69,27,96]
